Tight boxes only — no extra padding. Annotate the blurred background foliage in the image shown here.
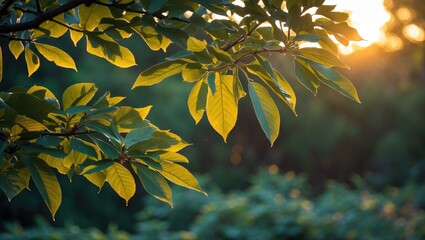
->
[1,0,425,238]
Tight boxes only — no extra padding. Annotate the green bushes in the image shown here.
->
[137,171,425,240]
[2,171,424,239]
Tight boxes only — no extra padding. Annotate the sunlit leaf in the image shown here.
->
[187,37,207,52]
[8,41,24,60]
[299,47,348,69]
[132,60,186,88]
[84,171,106,190]
[69,24,84,46]
[62,83,97,111]
[24,47,40,77]
[79,3,112,31]
[106,162,136,205]
[86,33,136,68]
[248,81,280,146]
[34,43,77,71]
[206,75,238,142]
[294,59,320,95]
[159,161,206,194]
[188,78,208,124]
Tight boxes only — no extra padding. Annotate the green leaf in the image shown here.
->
[24,47,40,77]
[294,59,320,95]
[21,143,66,158]
[305,60,360,103]
[207,72,216,95]
[70,138,100,159]
[9,41,24,60]
[22,156,62,220]
[133,163,172,206]
[79,3,112,31]
[299,47,348,69]
[5,92,58,123]
[128,131,189,154]
[34,43,77,71]
[232,68,246,103]
[81,160,114,175]
[246,64,296,113]
[124,126,156,147]
[132,60,186,88]
[90,136,119,159]
[158,161,206,194]
[0,161,30,201]
[188,78,208,124]
[106,162,136,205]
[86,33,136,68]
[62,83,98,110]
[206,74,238,142]
[248,82,280,146]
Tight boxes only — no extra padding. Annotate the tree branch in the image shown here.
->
[0,0,89,33]
[41,130,97,137]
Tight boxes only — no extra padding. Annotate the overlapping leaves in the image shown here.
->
[0,83,204,218]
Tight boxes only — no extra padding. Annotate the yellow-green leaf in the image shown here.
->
[9,41,24,60]
[159,152,189,163]
[24,47,40,77]
[299,47,349,69]
[34,43,77,71]
[187,37,207,52]
[86,34,136,68]
[132,60,186,88]
[69,24,84,46]
[79,3,112,31]
[206,74,238,142]
[33,14,68,38]
[188,78,208,124]
[15,115,46,132]
[248,81,280,146]
[135,106,152,119]
[23,156,62,220]
[159,162,206,194]
[84,171,106,190]
[106,163,136,205]
[62,83,98,110]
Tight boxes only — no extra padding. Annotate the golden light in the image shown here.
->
[382,34,404,52]
[396,7,414,23]
[325,0,391,54]
[403,24,425,43]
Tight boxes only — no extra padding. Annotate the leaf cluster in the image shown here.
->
[0,83,204,218]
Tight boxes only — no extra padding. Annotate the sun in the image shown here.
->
[325,0,391,54]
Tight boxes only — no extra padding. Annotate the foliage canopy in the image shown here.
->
[0,0,361,218]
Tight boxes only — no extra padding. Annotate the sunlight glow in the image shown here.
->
[403,24,425,43]
[325,0,391,54]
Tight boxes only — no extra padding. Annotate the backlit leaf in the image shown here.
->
[188,78,208,124]
[34,43,77,71]
[206,75,238,142]
[69,24,84,46]
[294,59,320,95]
[62,83,97,110]
[79,3,112,31]
[187,37,207,52]
[86,33,136,68]
[9,41,24,60]
[133,60,186,88]
[106,162,136,205]
[159,161,206,194]
[24,47,40,77]
[299,47,348,69]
